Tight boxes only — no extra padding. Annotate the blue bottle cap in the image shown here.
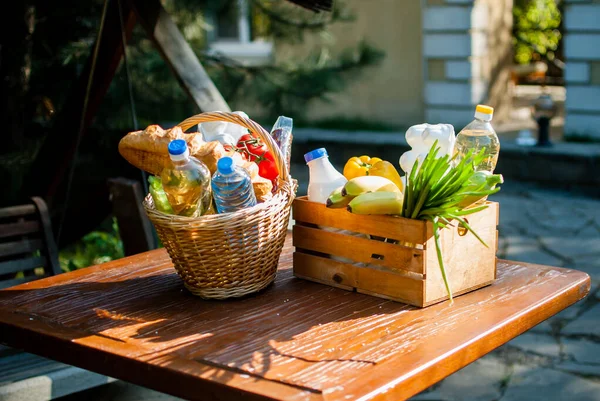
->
[168,139,187,155]
[217,156,235,174]
[304,148,328,163]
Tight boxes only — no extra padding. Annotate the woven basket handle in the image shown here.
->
[177,112,290,184]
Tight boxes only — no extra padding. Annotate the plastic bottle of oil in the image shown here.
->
[161,139,212,217]
[454,105,500,173]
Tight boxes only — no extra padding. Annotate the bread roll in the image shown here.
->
[252,176,273,203]
[240,160,259,180]
[191,141,227,175]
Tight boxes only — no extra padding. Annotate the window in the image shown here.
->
[207,0,273,66]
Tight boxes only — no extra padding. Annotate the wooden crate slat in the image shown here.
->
[0,221,40,239]
[293,252,425,305]
[424,202,498,303]
[293,197,426,244]
[0,205,36,220]
[293,225,425,275]
[0,257,47,276]
[0,239,43,259]
[293,201,499,308]
[293,252,356,290]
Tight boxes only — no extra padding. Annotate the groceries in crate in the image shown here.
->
[302,104,503,302]
[212,156,257,214]
[454,105,500,173]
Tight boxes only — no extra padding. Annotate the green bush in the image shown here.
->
[513,0,562,65]
[59,217,124,272]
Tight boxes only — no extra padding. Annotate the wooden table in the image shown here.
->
[0,233,590,401]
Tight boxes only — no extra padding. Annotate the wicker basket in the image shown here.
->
[143,112,295,299]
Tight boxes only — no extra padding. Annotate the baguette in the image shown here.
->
[119,125,226,175]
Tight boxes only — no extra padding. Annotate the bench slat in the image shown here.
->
[0,257,46,276]
[0,221,41,239]
[0,205,36,219]
[0,239,43,258]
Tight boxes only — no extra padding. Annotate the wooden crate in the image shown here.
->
[292,197,499,307]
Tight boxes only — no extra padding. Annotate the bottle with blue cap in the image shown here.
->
[161,139,212,217]
[211,156,257,214]
[304,148,347,204]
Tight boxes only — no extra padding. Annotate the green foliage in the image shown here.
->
[513,0,562,64]
[205,40,384,120]
[59,217,124,271]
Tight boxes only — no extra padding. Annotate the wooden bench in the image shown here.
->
[0,197,114,400]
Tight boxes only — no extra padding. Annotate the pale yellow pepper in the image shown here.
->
[343,156,382,180]
[369,160,404,192]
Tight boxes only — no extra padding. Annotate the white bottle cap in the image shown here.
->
[474,105,494,121]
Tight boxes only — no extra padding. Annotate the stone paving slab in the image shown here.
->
[501,365,600,401]
[410,356,508,401]
[556,362,600,377]
[562,304,600,338]
[562,338,600,365]
[507,333,561,358]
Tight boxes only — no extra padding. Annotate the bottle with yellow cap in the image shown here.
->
[453,104,500,173]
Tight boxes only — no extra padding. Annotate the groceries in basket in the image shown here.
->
[118,112,296,300]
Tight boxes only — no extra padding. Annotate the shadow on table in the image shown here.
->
[0,260,426,391]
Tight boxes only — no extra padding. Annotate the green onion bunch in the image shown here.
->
[402,141,503,302]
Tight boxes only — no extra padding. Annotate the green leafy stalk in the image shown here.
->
[401,144,503,302]
[432,216,453,304]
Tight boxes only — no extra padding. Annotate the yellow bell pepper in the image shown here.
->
[343,155,382,180]
[369,160,404,192]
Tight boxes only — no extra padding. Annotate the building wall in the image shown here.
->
[564,0,600,139]
[274,0,424,127]
[422,0,513,130]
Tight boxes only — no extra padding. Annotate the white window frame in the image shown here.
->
[207,0,273,66]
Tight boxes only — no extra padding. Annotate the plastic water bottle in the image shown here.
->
[454,105,500,173]
[161,139,212,217]
[212,156,257,214]
[305,148,347,204]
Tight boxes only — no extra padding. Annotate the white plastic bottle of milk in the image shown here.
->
[304,148,347,203]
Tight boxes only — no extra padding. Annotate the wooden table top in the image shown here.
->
[0,233,590,401]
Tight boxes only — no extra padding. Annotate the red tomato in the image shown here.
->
[236,134,279,181]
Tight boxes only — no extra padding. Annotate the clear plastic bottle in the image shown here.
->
[161,139,212,217]
[454,105,500,173]
[211,156,257,214]
[305,148,347,204]
[270,116,293,173]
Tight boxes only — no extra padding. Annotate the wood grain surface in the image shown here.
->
[0,233,590,401]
